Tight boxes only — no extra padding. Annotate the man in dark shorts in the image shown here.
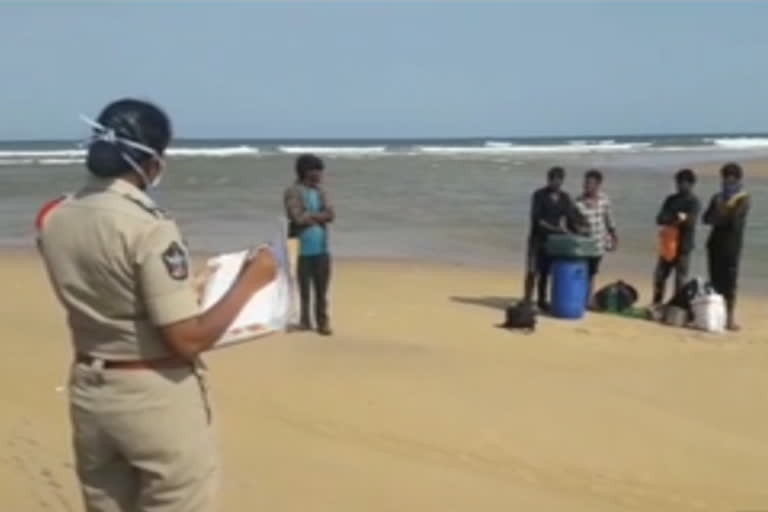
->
[703,162,750,331]
[575,169,618,302]
[652,168,701,305]
[523,166,581,311]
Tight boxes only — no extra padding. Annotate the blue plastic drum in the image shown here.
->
[550,259,588,319]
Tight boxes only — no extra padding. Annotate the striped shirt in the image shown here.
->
[575,192,616,254]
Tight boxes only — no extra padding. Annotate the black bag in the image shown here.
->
[666,277,713,322]
[500,302,537,332]
[667,277,710,311]
[592,280,639,313]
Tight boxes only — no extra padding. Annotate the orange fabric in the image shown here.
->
[658,225,679,262]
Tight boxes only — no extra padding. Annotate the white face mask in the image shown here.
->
[79,114,165,190]
[147,157,166,189]
[150,170,163,188]
[121,153,165,190]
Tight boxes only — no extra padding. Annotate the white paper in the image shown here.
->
[200,220,295,349]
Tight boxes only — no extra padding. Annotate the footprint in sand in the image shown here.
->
[6,421,75,512]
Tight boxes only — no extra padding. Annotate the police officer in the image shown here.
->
[36,98,276,512]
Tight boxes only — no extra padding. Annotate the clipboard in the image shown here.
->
[199,220,296,349]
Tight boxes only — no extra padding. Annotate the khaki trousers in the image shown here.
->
[69,360,218,512]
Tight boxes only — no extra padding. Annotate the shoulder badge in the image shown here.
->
[161,241,189,280]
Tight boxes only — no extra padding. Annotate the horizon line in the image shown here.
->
[2,130,768,144]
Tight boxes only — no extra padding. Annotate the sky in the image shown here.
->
[1,0,767,140]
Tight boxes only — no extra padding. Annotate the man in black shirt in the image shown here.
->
[523,166,582,310]
[703,162,750,331]
[652,169,701,305]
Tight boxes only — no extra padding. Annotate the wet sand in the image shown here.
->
[697,155,768,177]
[1,251,768,511]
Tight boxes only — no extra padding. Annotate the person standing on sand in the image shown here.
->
[575,169,618,302]
[523,166,581,311]
[35,98,277,512]
[703,162,750,331]
[284,154,335,335]
[652,168,701,305]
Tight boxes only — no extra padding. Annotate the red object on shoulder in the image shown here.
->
[35,195,68,231]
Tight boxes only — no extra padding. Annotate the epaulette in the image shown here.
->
[121,194,167,219]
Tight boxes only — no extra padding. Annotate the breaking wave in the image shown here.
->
[3,135,768,166]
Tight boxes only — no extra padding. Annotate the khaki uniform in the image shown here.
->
[37,177,217,512]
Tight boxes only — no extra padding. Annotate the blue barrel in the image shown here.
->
[550,259,588,319]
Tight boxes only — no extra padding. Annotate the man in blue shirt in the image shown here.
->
[283,154,335,335]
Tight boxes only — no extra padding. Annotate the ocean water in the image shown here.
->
[5,133,768,164]
[2,136,767,294]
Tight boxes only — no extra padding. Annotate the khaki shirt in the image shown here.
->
[38,177,199,360]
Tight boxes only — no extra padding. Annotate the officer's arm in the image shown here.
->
[137,221,276,360]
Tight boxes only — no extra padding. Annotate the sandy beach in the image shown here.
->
[698,155,768,177]
[4,0,768,509]
[2,250,767,512]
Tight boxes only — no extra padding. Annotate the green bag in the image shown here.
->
[545,234,600,258]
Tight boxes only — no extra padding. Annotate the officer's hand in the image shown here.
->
[240,247,278,290]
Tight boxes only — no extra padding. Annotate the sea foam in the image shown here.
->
[277,146,387,155]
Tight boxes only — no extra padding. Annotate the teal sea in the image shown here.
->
[2,135,767,294]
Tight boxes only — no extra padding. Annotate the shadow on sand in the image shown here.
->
[450,296,521,311]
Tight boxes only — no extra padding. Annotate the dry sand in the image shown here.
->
[1,250,768,512]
